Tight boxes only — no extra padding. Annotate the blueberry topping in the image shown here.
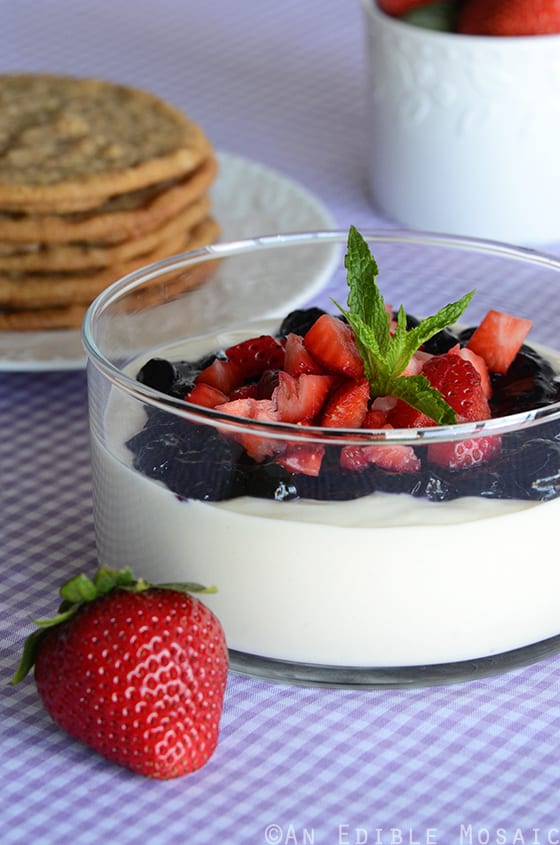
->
[278,307,327,337]
[501,438,560,501]
[137,353,219,399]
[489,346,558,415]
[405,313,460,355]
[137,358,176,394]
[127,413,242,501]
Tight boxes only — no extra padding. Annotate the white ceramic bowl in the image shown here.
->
[361,1,560,245]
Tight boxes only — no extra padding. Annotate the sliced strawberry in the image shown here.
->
[428,435,502,470]
[277,444,325,476]
[340,445,371,471]
[186,383,229,408]
[466,310,533,375]
[389,353,491,427]
[273,372,335,424]
[387,400,436,429]
[228,383,259,401]
[401,349,432,376]
[321,379,371,428]
[215,396,280,422]
[341,442,421,473]
[283,332,325,376]
[303,314,365,379]
[448,343,492,398]
[195,358,244,394]
[370,395,398,414]
[256,369,281,399]
[362,408,388,428]
[225,335,285,379]
[422,353,491,422]
[215,398,282,461]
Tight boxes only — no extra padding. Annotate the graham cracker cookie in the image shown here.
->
[0,216,220,312]
[0,74,212,212]
[0,195,211,271]
[0,155,218,244]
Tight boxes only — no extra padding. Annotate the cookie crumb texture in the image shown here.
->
[0,74,210,202]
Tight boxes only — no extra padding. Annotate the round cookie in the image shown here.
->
[0,196,212,271]
[0,217,220,313]
[0,74,212,211]
[0,156,218,244]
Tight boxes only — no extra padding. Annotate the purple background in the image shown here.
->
[2,2,560,843]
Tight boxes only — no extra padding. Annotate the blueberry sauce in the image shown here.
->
[127,309,560,503]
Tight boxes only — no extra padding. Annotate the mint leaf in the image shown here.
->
[390,374,457,426]
[344,226,387,349]
[338,226,475,424]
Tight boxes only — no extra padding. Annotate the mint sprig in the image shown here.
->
[336,226,475,425]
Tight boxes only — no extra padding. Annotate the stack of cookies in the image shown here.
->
[0,74,220,331]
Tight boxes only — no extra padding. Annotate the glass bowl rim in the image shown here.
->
[81,227,560,447]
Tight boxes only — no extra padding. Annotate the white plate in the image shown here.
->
[0,152,337,371]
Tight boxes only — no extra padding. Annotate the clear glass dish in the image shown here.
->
[83,230,560,688]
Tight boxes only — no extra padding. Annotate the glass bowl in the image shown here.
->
[83,230,560,688]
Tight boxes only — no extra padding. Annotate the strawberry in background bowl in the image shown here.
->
[83,228,560,688]
[378,0,560,35]
[361,0,560,244]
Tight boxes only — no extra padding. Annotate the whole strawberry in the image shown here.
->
[12,566,228,779]
[458,0,560,35]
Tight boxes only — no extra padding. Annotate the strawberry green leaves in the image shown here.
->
[11,565,216,684]
[338,226,475,425]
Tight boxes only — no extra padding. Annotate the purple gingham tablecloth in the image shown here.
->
[2,2,560,844]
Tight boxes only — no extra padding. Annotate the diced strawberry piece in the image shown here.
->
[283,332,325,376]
[195,358,244,394]
[401,349,432,376]
[303,314,365,379]
[389,352,491,427]
[371,395,397,414]
[273,372,335,424]
[422,353,491,422]
[214,398,283,461]
[341,442,421,473]
[387,400,436,429]
[215,397,280,422]
[228,383,259,401]
[340,445,371,471]
[362,408,388,428]
[225,335,285,379]
[256,369,280,399]
[466,310,533,375]
[428,435,502,471]
[277,444,325,477]
[320,379,371,428]
[449,344,492,398]
[186,383,229,408]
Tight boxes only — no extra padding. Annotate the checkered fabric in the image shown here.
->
[2,2,560,844]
